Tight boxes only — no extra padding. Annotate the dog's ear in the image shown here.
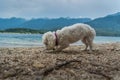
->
[42,33,47,45]
[48,32,56,47]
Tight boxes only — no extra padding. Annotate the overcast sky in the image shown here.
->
[0,0,120,19]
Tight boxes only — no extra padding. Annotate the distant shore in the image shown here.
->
[0,32,43,34]
[0,28,46,34]
[0,32,42,34]
[0,42,120,80]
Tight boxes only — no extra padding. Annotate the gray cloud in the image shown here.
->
[0,0,120,19]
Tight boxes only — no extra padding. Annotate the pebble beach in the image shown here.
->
[0,42,120,80]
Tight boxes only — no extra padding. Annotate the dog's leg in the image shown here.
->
[89,43,93,51]
[54,46,62,52]
[82,37,88,51]
[87,37,93,52]
[55,44,69,52]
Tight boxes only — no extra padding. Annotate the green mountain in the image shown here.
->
[20,17,91,30]
[0,17,26,30]
[86,12,120,36]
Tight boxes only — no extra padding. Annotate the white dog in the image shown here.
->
[42,23,96,51]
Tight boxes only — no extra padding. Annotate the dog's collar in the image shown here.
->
[54,32,58,46]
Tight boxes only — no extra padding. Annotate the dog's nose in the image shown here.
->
[53,48,55,50]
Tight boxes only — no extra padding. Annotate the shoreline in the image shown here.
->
[0,42,120,48]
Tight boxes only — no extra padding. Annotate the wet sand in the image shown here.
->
[0,42,120,80]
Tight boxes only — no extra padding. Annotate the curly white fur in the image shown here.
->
[42,23,96,51]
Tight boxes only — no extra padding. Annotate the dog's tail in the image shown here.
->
[90,28,96,40]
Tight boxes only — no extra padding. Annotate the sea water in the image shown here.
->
[0,33,120,47]
[0,33,42,47]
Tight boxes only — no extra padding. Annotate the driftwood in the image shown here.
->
[86,69,112,80]
[35,58,119,80]
[34,59,81,80]
[40,59,81,76]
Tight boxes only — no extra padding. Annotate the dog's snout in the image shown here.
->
[45,47,52,50]
[46,48,49,50]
